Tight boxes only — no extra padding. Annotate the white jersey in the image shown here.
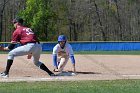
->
[53,43,74,57]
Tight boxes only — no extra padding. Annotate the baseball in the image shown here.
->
[71,72,77,76]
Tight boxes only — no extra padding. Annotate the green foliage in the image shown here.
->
[128,0,138,5]
[18,0,58,41]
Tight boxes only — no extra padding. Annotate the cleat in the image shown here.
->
[1,72,9,78]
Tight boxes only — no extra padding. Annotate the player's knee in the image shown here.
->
[33,61,42,67]
[8,52,15,60]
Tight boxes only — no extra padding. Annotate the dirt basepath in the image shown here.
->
[0,54,140,82]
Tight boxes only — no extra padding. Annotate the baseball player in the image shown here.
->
[0,17,55,78]
[53,35,76,73]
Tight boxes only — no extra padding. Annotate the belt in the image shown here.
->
[26,41,40,44]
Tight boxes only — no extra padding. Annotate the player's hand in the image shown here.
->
[53,68,59,72]
[27,54,32,59]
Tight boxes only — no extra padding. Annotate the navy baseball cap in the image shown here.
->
[12,17,23,24]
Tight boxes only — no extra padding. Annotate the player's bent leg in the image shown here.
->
[58,57,69,72]
[2,45,34,78]
[32,45,55,76]
[8,45,31,58]
[1,59,13,78]
[39,63,55,76]
[33,58,55,76]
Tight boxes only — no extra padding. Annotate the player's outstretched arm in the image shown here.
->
[72,63,76,73]
[0,46,5,51]
[0,46,9,51]
[0,43,17,51]
[70,55,76,72]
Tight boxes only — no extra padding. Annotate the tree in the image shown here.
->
[1,0,140,41]
[18,0,58,41]
[0,0,9,41]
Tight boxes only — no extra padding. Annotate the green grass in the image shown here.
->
[1,51,140,55]
[0,50,140,93]
[0,80,140,93]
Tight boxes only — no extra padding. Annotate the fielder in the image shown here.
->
[0,17,55,78]
[53,35,76,73]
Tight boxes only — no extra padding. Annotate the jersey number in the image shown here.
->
[23,28,34,35]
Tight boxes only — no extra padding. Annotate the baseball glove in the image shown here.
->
[0,46,4,51]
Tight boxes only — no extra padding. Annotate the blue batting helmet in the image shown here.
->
[58,35,67,42]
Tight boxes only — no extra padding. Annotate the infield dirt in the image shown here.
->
[0,54,140,82]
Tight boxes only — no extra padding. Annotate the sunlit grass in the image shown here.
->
[0,80,140,93]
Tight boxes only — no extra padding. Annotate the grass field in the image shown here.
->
[1,51,140,55]
[0,80,140,93]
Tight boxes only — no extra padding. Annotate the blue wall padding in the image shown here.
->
[41,43,57,51]
[41,42,140,51]
[1,42,140,51]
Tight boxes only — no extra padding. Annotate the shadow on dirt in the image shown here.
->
[56,71,101,76]
[75,71,101,74]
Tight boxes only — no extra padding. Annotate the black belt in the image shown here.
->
[37,41,40,44]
